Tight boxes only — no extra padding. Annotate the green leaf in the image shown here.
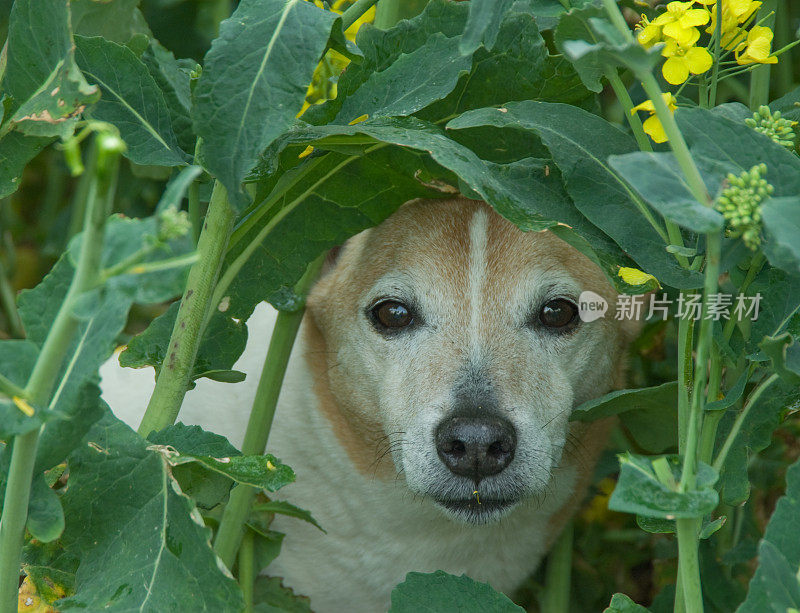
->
[636,514,725,539]
[715,381,800,505]
[759,333,800,385]
[53,412,244,611]
[389,571,523,612]
[0,340,46,437]
[252,500,325,532]
[75,35,187,166]
[26,475,64,543]
[769,85,800,123]
[609,453,718,519]
[608,152,725,233]
[0,132,52,197]
[762,196,800,276]
[335,33,471,125]
[447,102,702,289]
[248,526,284,572]
[459,0,514,55]
[571,382,678,453]
[149,444,295,492]
[559,16,661,85]
[554,5,606,93]
[605,593,651,613]
[70,0,150,43]
[705,369,748,412]
[738,456,800,612]
[253,576,312,613]
[1,0,98,138]
[192,0,337,208]
[141,41,196,155]
[120,302,248,382]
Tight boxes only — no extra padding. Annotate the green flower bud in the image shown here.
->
[714,163,773,251]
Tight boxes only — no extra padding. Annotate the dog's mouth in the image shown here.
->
[432,496,519,523]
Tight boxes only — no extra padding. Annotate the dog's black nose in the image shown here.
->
[435,415,516,481]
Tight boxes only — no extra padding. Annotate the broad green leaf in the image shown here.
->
[70,0,150,43]
[120,302,248,381]
[335,33,470,125]
[75,35,187,166]
[715,381,800,505]
[769,84,800,123]
[448,102,702,289]
[248,525,284,572]
[609,454,718,519]
[2,0,97,138]
[26,475,64,543]
[559,16,661,88]
[141,41,196,155]
[605,593,651,613]
[149,444,295,492]
[705,370,748,412]
[608,152,725,233]
[554,5,606,93]
[54,412,244,611]
[738,456,800,612]
[459,0,514,55]
[146,423,242,509]
[253,576,312,613]
[0,132,52,197]
[677,108,800,197]
[745,267,800,356]
[0,340,46,437]
[192,0,337,208]
[761,196,800,276]
[759,333,800,385]
[253,500,325,532]
[389,571,523,612]
[571,382,678,453]
[636,515,725,539]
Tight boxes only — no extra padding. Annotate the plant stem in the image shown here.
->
[606,67,652,152]
[675,518,703,613]
[748,0,777,109]
[0,133,122,613]
[712,374,780,472]
[341,0,380,30]
[213,256,324,568]
[541,521,574,613]
[708,0,723,107]
[138,181,236,437]
[0,256,23,338]
[773,0,793,97]
[188,180,202,245]
[373,0,427,29]
[239,529,255,613]
[677,314,694,454]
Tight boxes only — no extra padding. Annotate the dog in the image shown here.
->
[101,197,639,611]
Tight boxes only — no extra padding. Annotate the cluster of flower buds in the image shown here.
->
[745,105,797,149]
[714,163,773,250]
[157,208,192,242]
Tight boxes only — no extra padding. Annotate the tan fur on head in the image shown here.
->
[304,198,637,524]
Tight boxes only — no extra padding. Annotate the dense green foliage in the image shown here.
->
[0,0,799,611]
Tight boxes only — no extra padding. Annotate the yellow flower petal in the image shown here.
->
[643,114,668,143]
[298,145,314,159]
[685,46,713,74]
[680,9,710,27]
[631,99,656,113]
[618,267,660,287]
[663,56,690,84]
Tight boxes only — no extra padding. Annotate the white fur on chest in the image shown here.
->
[100,303,574,612]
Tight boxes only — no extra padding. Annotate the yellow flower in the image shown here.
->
[618,267,661,287]
[735,26,778,65]
[706,0,761,41]
[651,1,710,47]
[636,15,663,48]
[661,39,713,84]
[631,93,678,144]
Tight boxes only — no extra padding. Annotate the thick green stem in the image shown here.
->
[0,256,23,338]
[213,257,324,568]
[748,0,777,109]
[138,182,236,437]
[675,518,703,613]
[708,0,723,107]
[341,0,380,30]
[541,521,573,613]
[0,133,122,613]
[677,314,694,454]
[773,0,793,97]
[712,374,780,472]
[373,0,427,29]
[239,529,255,613]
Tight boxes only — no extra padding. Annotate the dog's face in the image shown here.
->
[306,199,636,524]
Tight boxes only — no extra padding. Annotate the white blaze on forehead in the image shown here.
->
[468,208,489,353]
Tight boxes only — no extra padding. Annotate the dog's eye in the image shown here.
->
[371,300,414,330]
[539,298,578,329]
